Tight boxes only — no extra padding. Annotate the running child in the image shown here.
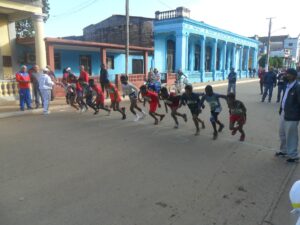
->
[88,79,111,115]
[78,78,99,115]
[120,75,146,121]
[139,85,165,125]
[76,78,88,113]
[227,92,247,141]
[180,85,205,135]
[200,85,226,140]
[160,87,187,128]
[61,77,79,111]
[104,80,126,120]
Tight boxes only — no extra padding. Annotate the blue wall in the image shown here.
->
[54,49,100,77]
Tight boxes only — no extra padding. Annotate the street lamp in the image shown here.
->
[265,17,286,71]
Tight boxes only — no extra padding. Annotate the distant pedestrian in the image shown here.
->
[29,65,42,108]
[253,68,257,77]
[248,67,252,78]
[100,64,109,98]
[227,68,237,94]
[276,70,287,103]
[276,68,300,163]
[261,68,277,103]
[258,68,265,95]
[15,65,32,111]
[38,68,54,115]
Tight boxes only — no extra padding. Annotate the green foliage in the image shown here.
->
[15,0,50,38]
[259,54,284,68]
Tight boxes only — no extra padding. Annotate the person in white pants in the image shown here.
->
[38,68,54,115]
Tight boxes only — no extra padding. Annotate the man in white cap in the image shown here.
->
[38,68,54,115]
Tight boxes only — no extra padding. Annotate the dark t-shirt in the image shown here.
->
[181,93,203,112]
[100,68,108,83]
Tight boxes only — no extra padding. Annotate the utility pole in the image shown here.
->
[265,17,275,72]
[125,0,129,77]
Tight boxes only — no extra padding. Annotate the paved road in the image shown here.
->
[0,81,298,225]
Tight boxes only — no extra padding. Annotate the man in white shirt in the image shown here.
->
[38,68,54,115]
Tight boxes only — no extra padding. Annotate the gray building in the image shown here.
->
[82,15,154,48]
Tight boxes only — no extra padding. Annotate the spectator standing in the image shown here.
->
[276,70,287,103]
[38,68,54,115]
[276,68,300,162]
[261,68,277,103]
[258,68,265,95]
[29,65,42,108]
[100,63,109,98]
[46,65,57,101]
[227,68,237,94]
[15,65,32,111]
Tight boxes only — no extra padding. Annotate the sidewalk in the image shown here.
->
[0,78,259,118]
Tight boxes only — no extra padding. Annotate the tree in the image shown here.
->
[15,0,50,38]
[259,54,284,69]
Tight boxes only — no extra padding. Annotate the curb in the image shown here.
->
[193,78,259,90]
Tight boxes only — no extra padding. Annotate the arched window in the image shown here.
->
[167,40,175,72]
[194,45,200,71]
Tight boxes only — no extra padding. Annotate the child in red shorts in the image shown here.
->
[88,79,111,115]
[140,85,165,125]
[227,92,247,141]
[104,80,126,120]
[160,87,187,128]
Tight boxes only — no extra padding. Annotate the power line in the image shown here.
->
[52,0,98,18]
[157,0,173,9]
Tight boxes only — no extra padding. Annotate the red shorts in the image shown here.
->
[230,114,246,124]
[95,95,104,105]
[149,102,158,113]
[110,94,121,103]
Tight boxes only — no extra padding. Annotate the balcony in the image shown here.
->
[155,7,190,20]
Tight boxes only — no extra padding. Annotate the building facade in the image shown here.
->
[82,15,154,48]
[154,7,259,82]
[0,0,46,79]
[16,38,154,79]
[255,35,300,68]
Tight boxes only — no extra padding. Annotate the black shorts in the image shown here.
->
[189,106,201,116]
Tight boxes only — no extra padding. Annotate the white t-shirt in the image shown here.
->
[38,74,54,90]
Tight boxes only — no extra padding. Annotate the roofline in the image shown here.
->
[16,37,154,52]
[44,38,154,52]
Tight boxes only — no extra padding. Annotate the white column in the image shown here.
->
[32,14,47,68]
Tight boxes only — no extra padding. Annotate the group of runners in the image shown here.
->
[61,66,247,141]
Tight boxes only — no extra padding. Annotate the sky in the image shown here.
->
[45,0,300,38]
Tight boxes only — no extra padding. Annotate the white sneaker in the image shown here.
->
[134,115,140,122]
[106,110,111,116]
[43,111,50,115]
[141,111,146,119]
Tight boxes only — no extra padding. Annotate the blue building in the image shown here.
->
[16,37,154,80]
[153,7,259,82]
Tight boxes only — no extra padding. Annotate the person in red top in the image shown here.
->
[104,80,126,120]
[15,65,32,111]
[160,87,187,128]
[88,79,111,115]
[76,65,89,112]
[140,85,165,125]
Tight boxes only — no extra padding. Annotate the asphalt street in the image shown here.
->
[0,81,298,225]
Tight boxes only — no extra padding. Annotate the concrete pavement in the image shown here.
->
[0,80,298,225]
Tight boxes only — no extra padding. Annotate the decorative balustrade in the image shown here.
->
[155,7,191,20]
[0,80,19,98]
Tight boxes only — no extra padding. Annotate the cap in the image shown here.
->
[66,67,71,71]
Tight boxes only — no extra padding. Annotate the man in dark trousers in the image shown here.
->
[100,63,109,98]
[276,70,287,103]
[227,68,237,94]
[276,68,300,162]
[261,67,277,103]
